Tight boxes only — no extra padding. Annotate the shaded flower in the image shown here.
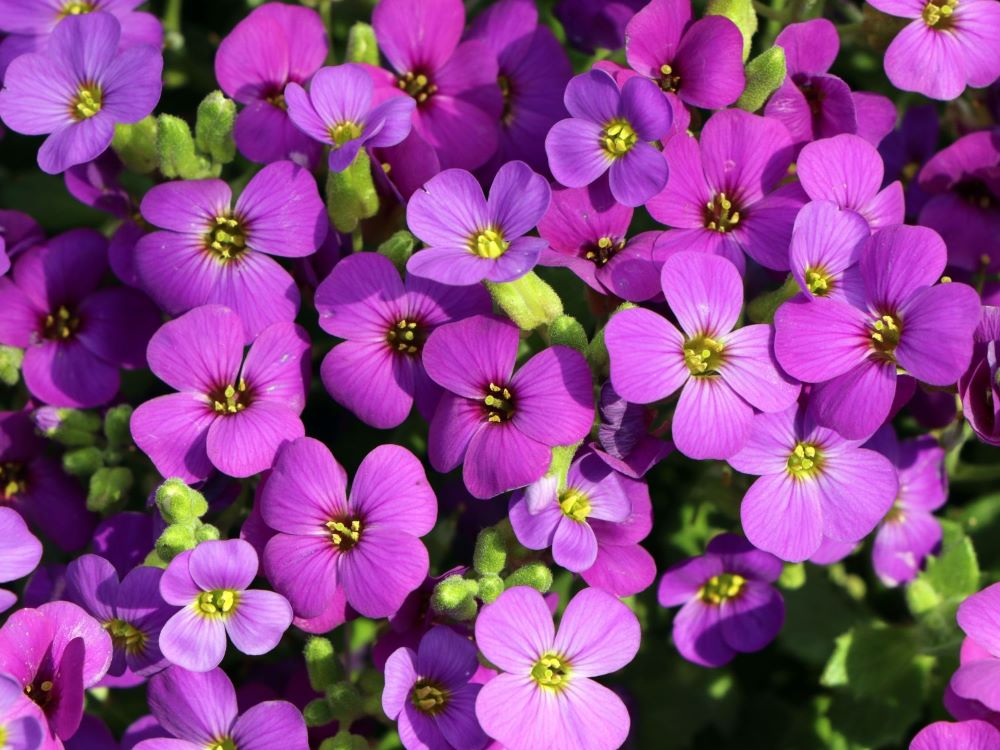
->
[555,0,645,54]
[960,306,1000,445]
[910,720,1000,750]
[0,672,44,750]
[946,637,1000,725]
[0,506,41,612]
[592,382,672,480]
[0,0,162,48]
[879,104,940,219]
[130,305,310,481]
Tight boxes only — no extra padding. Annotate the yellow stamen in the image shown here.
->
[698,573,746,605]
[787,442,823,479]
[683,334,725,376]
[470,227,509,259]
[195,589,239,618]
[531,653,571,691]
[558,488,592,522]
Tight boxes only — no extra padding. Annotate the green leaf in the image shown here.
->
[706,0,757,60]
[735,47,787,113]
[906,524,980,617]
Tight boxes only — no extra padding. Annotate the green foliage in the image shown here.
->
[735,47,788,113]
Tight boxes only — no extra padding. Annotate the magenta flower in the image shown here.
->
[369,0,502,171]
[159,539,292,672]
[316,252,491,429]
[0,672,44,750]
[134,160,326,339]
[406,160,551,285]
[624,0,745,110]
[136,666,309,750]
[911,720,1000,750]
[961,306,1000,445]
[789,200,869,303]
[593,383,672,480]
[606,251,800,460]
[285,63,415,173]
[647,109,806,272]
[0,229,160,408]
[546,69,671,207]
[214,2,328,166]
[383,627,487,750]
[65,554,177,678]
[536,182,662,302]
[0,507,41,613]
[948,636,1000,722]
[728,401,898,562]
[775,225,981,440]
[658,534,784,667]
[0,602,112,744]
[422,314,594,499]
[867,0,1000,100]
[130,305,310,481]
[260,437,437,620]
[474,586,639,750]
[0,13,161,174]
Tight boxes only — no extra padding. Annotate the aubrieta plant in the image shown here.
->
[0,0,999,748]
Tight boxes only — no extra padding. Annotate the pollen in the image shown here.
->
[484,383,515,423]
[600,118,638,158]
[104,618,147,654]
[70,82,102,121]
[498,74,515,126]
[42,305,80,341]
[698,573,746,605]
[683,334,725,376]
[61,1,95,16]
[329,121,363,146]
[869,313,902,360]
[922,0,957,27]
[386,319,424,355]
[196,589,239,618]
[205,215,248,261]
[585,236,625,267]
[411,678,450,715]
[787,442,823,479]
[208,738,237,750]
[704,193,741,233]
[559,488,592,522]
[884,501,906,524]
[24,679,55,708]
[531,653,571,691]
[327,518,362,551]
[470,227,509,259]
[398,72,437,104]
[212,378,249,414]
[804,266,834,296]
[267,91,287,111]
[0,462,27,500]
[658,63,681,93]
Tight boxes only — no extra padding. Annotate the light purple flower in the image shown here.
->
[0,13,161,174]
[0,507,41,613]
[422,314,594,499]
[65,554,177,678]
[728,400,898,562]
[910,720,1000,750]
[789,200,870,304]
[647,109,806,272]
[316,252,491,429]
[406,160,551,285]
[475,586,639,750]
[658,534,784,667]
[606,251,800,460]
[260,437,437,620]
[136,666,309,750]
[0,0,162,49]
[546,69,671,207]
[774,224,981,439]
[159,539,292,672]
[214,2,328,166]
[383,626,488,750]
[130,305,310,481]
[947,637,1000,724]
[0,672,44,750]
[134,160,326,339]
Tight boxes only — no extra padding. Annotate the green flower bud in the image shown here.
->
[195,91,237,166]
[102,404,133,450]
[735,47,787,113]
[87,466,133,513]
[779,562,807,590]
[155,478,209,524]
[303,697,336,728]
[325,681,363,724]
[194,523,220,543]
[319,732,369,750]
[305,637,342,691]
[112,116,159,174]
[477,574,505,604]
[157,114,216,180]
[377,230,416,272]
[0,346,24,386]
[432,575,479,618]
[326,150,379,233]
[504,562,553,594]
[346,22,380,66]
[486,272,564,331]
[62,446,105,478]
[473,528,508,576]
[36,407,102,447]
[549,314,588,353]
[706,0,758,61]
[155,523,197,562]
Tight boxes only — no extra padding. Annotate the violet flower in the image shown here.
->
[947,637,1000,724]
[658,534,784,667]
[422,314,594,499]
[0,507,41,613]
[130,305,310,481]
[556,0,645,54]
[879,104,940,220]
[0,671,45,750]
[789,200,869,303]
[0,0,162,51]
[911,720,1000,749]
[960,306,1000,445]
[953,586,1000,718]
[592,383,672,480]
[315,252,491,429]
[474,587,640,750]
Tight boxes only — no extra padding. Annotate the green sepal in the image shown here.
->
[477,574,505,604]
[746,273,799,323]
[103,404,134,451]
[194,91,237,166]
[503,562,553,594]
[345,22,380,65]
[305,637,342,691]
[473,527,508,576]
[303,697,336,728]
[376,230,416,272]
[62,446,105,478]
[486,272,564,331]
[112,116,159,174]
[706,0,758,60]
[325,681,363,724]
[87,467,133,512]
[735,47,787,113]
[156,114,216,180]
[155,478,209,524]
[154,523,198,562]
[326,150,379,233]
[549,315,588,353]
[0,346,24,386]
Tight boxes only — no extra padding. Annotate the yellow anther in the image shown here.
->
[922,0,958,26]
[205,215,247,260]
[704,192,741,233]
[870,313,902,359]
[61,1,94,16]
[698,573,746,605]
[329,121,363,146]
[196,590,238,618]
[469,226,509,259]
[326,518,362,549]
[683,334,725,376]
[531,653,571,690]
[600,118,638,158]
[71,82,102,120]
[411,680,449,715]
[398,71,437,102]
[559,488,592,522]
[483,382,515,422]
[787,442,823,478]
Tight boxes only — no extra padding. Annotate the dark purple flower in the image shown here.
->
[423,314,594,499]
[555,0,645,54]
[91,511,157,578]
[0,209,44,277]
[0,506,41,612]
[658,534,784,667]
[593,383,672,479]
[879,104,940,220]
[961,306,1000,445]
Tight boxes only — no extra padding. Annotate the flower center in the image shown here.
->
[787,442,823,479]
[70,82,102,121]
[266,91,287,110]
[0,462,27,501]
[558,488,592,522]
[884,501,906,524]
[683,334,725,376]
[804,267,835,296]
[411,678,449,716]
[484,383,515,423]
[40,305,80,341]
[208,738,237,750]
[397,72,437,104]
[498,74,515,126]
[470,227,509,259]
[204,215,248,261]
[698,573,746,605]
[386,318,426,355]
[24,680,55,708]
[585,236,626,267]
[326,518,362,551]
[600,118,637,158]
[923,0,957,27]
[210,379,250,415]
[195,589,239,618]
[0,726,6,746]
[104,618,146,654]
[60,1,95,16]
[329,121,363,146]
[869,313,902,361]
[704,193,741,233]
[955,178,996,210]
[531,653,571,691]
[658,63,681,93]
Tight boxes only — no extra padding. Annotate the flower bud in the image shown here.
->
[112,116,159,174]
[473,527,508,576]
[156,114,216,180]
[319,732,369,750]
[346,22,380,66]
[504,562,553,594]
[486,272,564,331]
[62,446,105,478]
[326,150,379,233]
[325,682,363,724]
[303,698,336,728]
[195,91,237,166]
[103,404,133,450]
[155,478,209,524]
[155,523,197,561]
[194,523,220,543]
[736,47,787,113]
[432,574,478,616]
[376,230,416,272]
[706,0,757,61]
[0,346,23,386]
[305,637,342,691]
[34,407,101,447]
[87,466,133,512]
[477,574,505,604]
[549,315,588,353]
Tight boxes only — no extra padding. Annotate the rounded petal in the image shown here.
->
[672,599,734,668]
[147,667,237,744]
[608,141,668,208]
[719,580,784,653]
[487,160,552,238]
[130,393,215,484]
[741,473,824,562]
[475,586,553,673]
[510,346,594,446]
[553,588,640,677]
[205,401,304,478]
[661,251,743,337]
[545,118,611,189]
[719,324,800,413]
[407,168,488,248]
[350,445,436,535]
[672,377,753,460]
[158,608,227,673]
[606,307,687,403]
[339,527,429,618]
[188,539,258,592]
[230,701,308,750]
[225,590,292,656]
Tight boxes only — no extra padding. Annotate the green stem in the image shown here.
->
[163,0,182,34]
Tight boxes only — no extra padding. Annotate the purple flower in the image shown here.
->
[130,305,309,481]
[159,539,292,672]
[285,64,415,173]
[0,602,112,743]
[947,637,1000,724]
[214,2,328,166]
[369,0,502,171]
[879,104,940,219]
[0,0,162,49]
[406,160,550,285]
[555,0,645,54]
[383,626,487,750]
[536,182,662,302]
[0,13,161,174]
[593,383,672,480]
[797,134,905,230]
[260,437,437,620]
[624,0,745,111]
[0,670,45,750]
[728,400,898,562]
[0,230,160,408]
[765,20,896,151]
[65,554,177,678]
[0,209,44,265]
[911,720,1000,750]
[774,225,981,440]
[422,314,594,499]
[606,251,800,460]
[868,0,1000,100]
[134,160,326,339]
[0,507,41,612]
[546,69,671,207]
[789,200,870,303]
[961,306,1000,445]
[316,252,491,429]
[647,109,806,272]
[136,666,309,750]
[474,586,639,750]
[91,510,157,578]
[658,534,784,667]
